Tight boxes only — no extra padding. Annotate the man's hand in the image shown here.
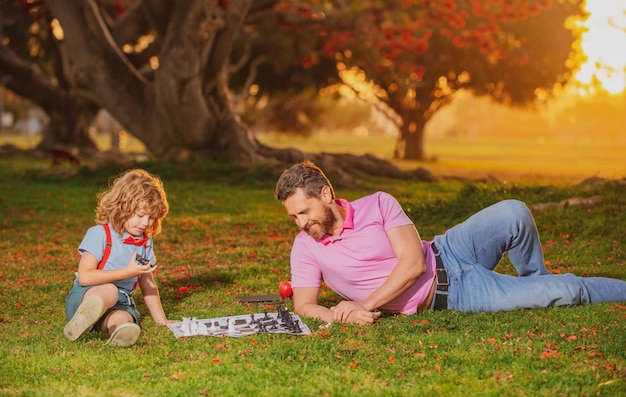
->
[330,301,381,325]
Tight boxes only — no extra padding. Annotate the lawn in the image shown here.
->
[0,152,624,396]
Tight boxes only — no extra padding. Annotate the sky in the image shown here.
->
[574,0,626,94]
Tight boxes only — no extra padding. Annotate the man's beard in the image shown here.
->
[305,206,337,240]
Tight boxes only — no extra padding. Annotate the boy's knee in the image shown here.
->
[89,283,119,306]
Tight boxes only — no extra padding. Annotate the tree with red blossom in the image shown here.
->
[252,0,584,160]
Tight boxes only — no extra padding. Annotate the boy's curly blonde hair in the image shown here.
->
[95,169,169,237]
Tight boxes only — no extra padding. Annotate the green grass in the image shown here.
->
[0,153,625,396]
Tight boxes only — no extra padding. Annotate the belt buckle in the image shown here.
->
[436,268,449,286]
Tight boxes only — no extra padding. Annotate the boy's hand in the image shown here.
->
[128,252,157,274]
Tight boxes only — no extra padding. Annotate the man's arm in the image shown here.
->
[293,287,381,325]
[293,286,333,323]
[330,224,427,322]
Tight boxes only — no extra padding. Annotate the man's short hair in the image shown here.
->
[275,160,335,201]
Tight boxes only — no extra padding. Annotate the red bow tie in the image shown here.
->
[123,236,147,247]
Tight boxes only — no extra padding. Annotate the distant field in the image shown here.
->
[2,130,624,183]
[258,132,626,183]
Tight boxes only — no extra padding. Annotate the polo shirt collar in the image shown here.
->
[319,198,354,245]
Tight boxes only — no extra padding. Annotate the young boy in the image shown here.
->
[64,169,174,346]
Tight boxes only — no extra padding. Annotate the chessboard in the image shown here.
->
[167,305,311,338]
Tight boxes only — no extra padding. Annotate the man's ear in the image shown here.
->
[321,185,333,203]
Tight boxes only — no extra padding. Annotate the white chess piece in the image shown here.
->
[227,319,236,333]
[190,318,200,334]
[182,317,192,336]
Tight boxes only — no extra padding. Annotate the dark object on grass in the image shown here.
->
[237,294,282,303]
[50,146,81,166]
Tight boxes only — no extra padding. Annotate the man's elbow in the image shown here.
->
[293,302,308,317]
[293,300,320,319]
[408,260,427,282]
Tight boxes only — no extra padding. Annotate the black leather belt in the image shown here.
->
[431,244,449,310]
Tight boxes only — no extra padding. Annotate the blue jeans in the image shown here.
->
[433,199,626,312]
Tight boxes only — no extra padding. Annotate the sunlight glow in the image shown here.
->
[574,0,626,94]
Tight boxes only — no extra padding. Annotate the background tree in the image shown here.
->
[0,0,270,161]
[0,0,100,152]
[247,0,584,160]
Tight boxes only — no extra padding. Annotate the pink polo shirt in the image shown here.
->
[290,191,436,314]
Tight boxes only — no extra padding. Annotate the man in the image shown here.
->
[275,160,626,325]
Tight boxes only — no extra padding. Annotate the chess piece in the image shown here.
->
[182,317,192,335]
[209,321,218,332]
[292,319,302,333]
[227,319,236,333]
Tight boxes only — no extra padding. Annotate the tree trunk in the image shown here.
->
[394,110,427,161]
[41,0,435,184]
[0,44,100,152]
[44,0,260,162]
[37,99,100,153]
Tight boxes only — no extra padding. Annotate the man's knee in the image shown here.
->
[499,199,535,226]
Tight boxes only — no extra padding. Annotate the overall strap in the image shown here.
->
[99,223,141,290]
[98,224,113,270]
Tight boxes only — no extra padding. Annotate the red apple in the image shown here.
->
[279,281,293,298]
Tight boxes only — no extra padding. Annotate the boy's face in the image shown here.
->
[125,208,154,236]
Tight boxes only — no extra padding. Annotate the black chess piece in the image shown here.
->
[292,319,302,333]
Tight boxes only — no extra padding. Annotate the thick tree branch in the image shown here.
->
[0,45,65,112]
[45,0,153,135]
[203,0,253,92]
